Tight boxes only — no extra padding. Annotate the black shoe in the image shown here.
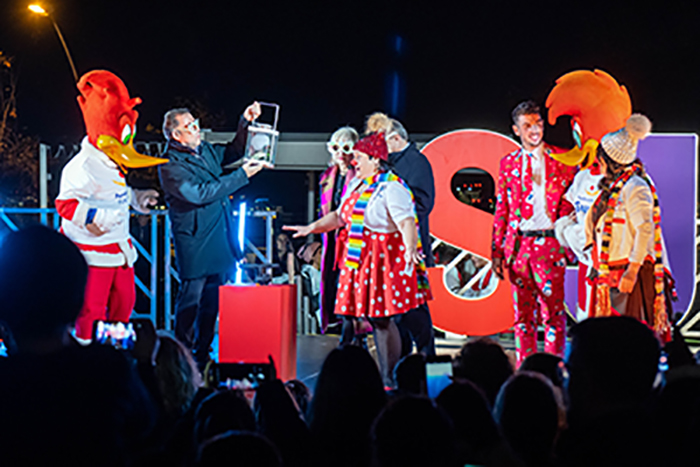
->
[325,321,342,335]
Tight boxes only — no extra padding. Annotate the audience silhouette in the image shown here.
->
[0,226,156,466]
[1,226,697,467]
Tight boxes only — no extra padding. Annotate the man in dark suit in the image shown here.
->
[385,118,436,356]
[159,103,266,368]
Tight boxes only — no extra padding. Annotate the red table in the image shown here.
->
[218,284,297,381]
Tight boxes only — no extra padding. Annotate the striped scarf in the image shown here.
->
[595,163,669,335]
[345,172,429,291]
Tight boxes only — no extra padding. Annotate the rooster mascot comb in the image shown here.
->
[77,70,168,171]
[56,70,164,341]
[545,69,632,168]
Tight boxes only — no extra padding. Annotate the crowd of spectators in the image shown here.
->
[1,225,699,466]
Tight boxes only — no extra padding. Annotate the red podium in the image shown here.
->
[219,284,297,381]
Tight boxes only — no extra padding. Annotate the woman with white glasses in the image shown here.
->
[317,127,368,344]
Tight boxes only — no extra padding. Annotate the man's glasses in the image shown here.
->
[179,118,200,134]
[326,141,354,155]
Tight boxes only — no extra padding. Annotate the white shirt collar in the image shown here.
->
[524,145,544,159]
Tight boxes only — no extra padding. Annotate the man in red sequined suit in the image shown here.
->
[491,101,576,366]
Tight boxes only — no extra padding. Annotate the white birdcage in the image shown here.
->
[244,102,280,166]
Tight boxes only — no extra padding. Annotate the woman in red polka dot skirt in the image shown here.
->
[285,132,431,386]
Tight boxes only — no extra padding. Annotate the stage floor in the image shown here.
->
[213,332,520,391]
[294,333,521,389]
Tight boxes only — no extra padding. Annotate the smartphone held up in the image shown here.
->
[92,321,137,350]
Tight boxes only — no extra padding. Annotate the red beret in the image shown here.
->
[354,132,388,161]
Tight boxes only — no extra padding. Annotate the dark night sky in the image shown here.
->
[1,0,699,145]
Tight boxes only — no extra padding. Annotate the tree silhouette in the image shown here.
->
[0,52,40,206]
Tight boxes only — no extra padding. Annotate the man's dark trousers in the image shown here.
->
[396,303,436,357]
[174,273,224,368]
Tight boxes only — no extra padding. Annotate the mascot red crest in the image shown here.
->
[78,70,141,148]
[76,70,167,171]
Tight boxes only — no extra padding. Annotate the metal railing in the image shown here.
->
[0,207,321,335]
[0,207,177,326]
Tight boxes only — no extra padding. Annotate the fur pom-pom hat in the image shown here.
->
[354,132,389,161]
[601,113,652,165]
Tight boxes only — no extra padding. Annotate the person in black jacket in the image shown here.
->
[159,103,266,369]
[377,115,437,357]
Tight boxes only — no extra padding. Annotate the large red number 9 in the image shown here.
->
[423,130,519,335]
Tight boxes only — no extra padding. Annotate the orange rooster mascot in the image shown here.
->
[546,69,631,169]
[55,70,168,341]
[545,69,632,321]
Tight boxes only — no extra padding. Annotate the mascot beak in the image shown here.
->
[96,135,169,172]
[549,139,598,169]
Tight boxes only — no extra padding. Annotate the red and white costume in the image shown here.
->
[335,177,431,318]
[54,70,167,340]
[57,138,136,266]
[56,138,137,339]
[556,164,604,320]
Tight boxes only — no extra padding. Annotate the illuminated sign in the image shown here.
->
[423,130,697,336]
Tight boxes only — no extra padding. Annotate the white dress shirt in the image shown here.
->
[519,146,553,231]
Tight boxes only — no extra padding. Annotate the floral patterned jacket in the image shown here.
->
[491,145,577,264]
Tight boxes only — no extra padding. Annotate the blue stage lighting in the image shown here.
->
[235,202,247,285]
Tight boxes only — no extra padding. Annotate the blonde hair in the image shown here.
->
[365,112,408,140]
[365,112,392,135]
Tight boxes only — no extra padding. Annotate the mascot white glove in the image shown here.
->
[92,208,128,233]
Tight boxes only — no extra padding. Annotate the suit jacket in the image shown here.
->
[389,142,436,267]
[492,146,576,264]
[159,119,250,280]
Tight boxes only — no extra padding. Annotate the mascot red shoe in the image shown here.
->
[55,70,168,341]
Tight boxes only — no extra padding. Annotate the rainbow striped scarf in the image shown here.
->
[345,172,429,291]
[595,163,669,335]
